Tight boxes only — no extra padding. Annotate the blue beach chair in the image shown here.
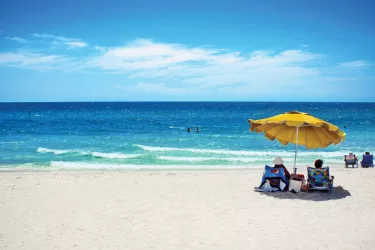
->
[361,154,374,168]
[307,167,334,193]
[258,165,289,191]
[344,154,358,168]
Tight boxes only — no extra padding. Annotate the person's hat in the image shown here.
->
[272,156,284,165]
[349,152,353,155]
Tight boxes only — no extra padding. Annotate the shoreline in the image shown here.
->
[0,163,347,172]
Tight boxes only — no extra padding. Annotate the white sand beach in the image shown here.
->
[1,168,375,250]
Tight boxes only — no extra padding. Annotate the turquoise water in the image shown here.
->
[1,102,374,170]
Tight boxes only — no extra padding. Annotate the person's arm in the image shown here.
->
[283,165,291,178]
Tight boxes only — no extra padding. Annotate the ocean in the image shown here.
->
[1,102,374,170]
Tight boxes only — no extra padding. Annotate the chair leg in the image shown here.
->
[306,180,309,193]
[330,180,334,193]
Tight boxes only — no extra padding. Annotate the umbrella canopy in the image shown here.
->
[248,111,346,173]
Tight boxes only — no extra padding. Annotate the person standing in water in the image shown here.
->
[187,128,191,132]
[195,127,199,132]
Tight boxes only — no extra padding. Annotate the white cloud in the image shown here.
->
[65,41,88,48]
[88,39,321,88]
[32,33,57,39]
[0,52,71,71]
[32,33,88,49]
[94,45,106,52]
[91,39,216,71]
[338,60,370,68]
[5,36,27,44]
[0,52,62,64]
[0,36,372,94]
[32,33,75,42]
[89,39,321,88]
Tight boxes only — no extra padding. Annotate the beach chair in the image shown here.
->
[344,154,358,168]
[257,165,289,191]
[361,154,374,168]
[307,167,334,193]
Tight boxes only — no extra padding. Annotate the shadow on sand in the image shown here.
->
[257,186,351,201]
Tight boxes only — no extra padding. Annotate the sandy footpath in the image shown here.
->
[1,168,375,250]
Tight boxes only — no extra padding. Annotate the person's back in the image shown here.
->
[257,165,289,192]
[274,164,291,179]
[344,153,358,167]
[308,159,334,190]
[269,157,290,190]
[361,152,374,167]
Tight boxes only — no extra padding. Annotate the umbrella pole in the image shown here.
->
[294,126,299,174]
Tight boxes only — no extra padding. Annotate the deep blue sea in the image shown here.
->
[1,102,374,170]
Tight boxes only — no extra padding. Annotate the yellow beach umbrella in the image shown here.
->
[248,111,346,173]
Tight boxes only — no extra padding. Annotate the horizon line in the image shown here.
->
[1,101,375,104]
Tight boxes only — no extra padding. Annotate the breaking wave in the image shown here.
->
[134,144,345,158]
[37,147,141,159]
[158,156,295,163]
[37,147,74,155]
[49,161,247,170]
[92,152,141,159]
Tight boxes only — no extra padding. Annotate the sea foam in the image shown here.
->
[158,156,295,163]
[92,152,141,159]
[49,161,250,169]
[134,144,346,158]
[37,147,73,155]
[37,147,141,159]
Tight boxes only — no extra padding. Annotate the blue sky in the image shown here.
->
[0,0,374,102]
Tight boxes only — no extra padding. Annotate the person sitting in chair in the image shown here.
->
[272,156,290,179]
[307,159,335,192]
[313,159,334,181]
[360,152,374,168]
[344,152,358,168]
[269,156,290,190]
